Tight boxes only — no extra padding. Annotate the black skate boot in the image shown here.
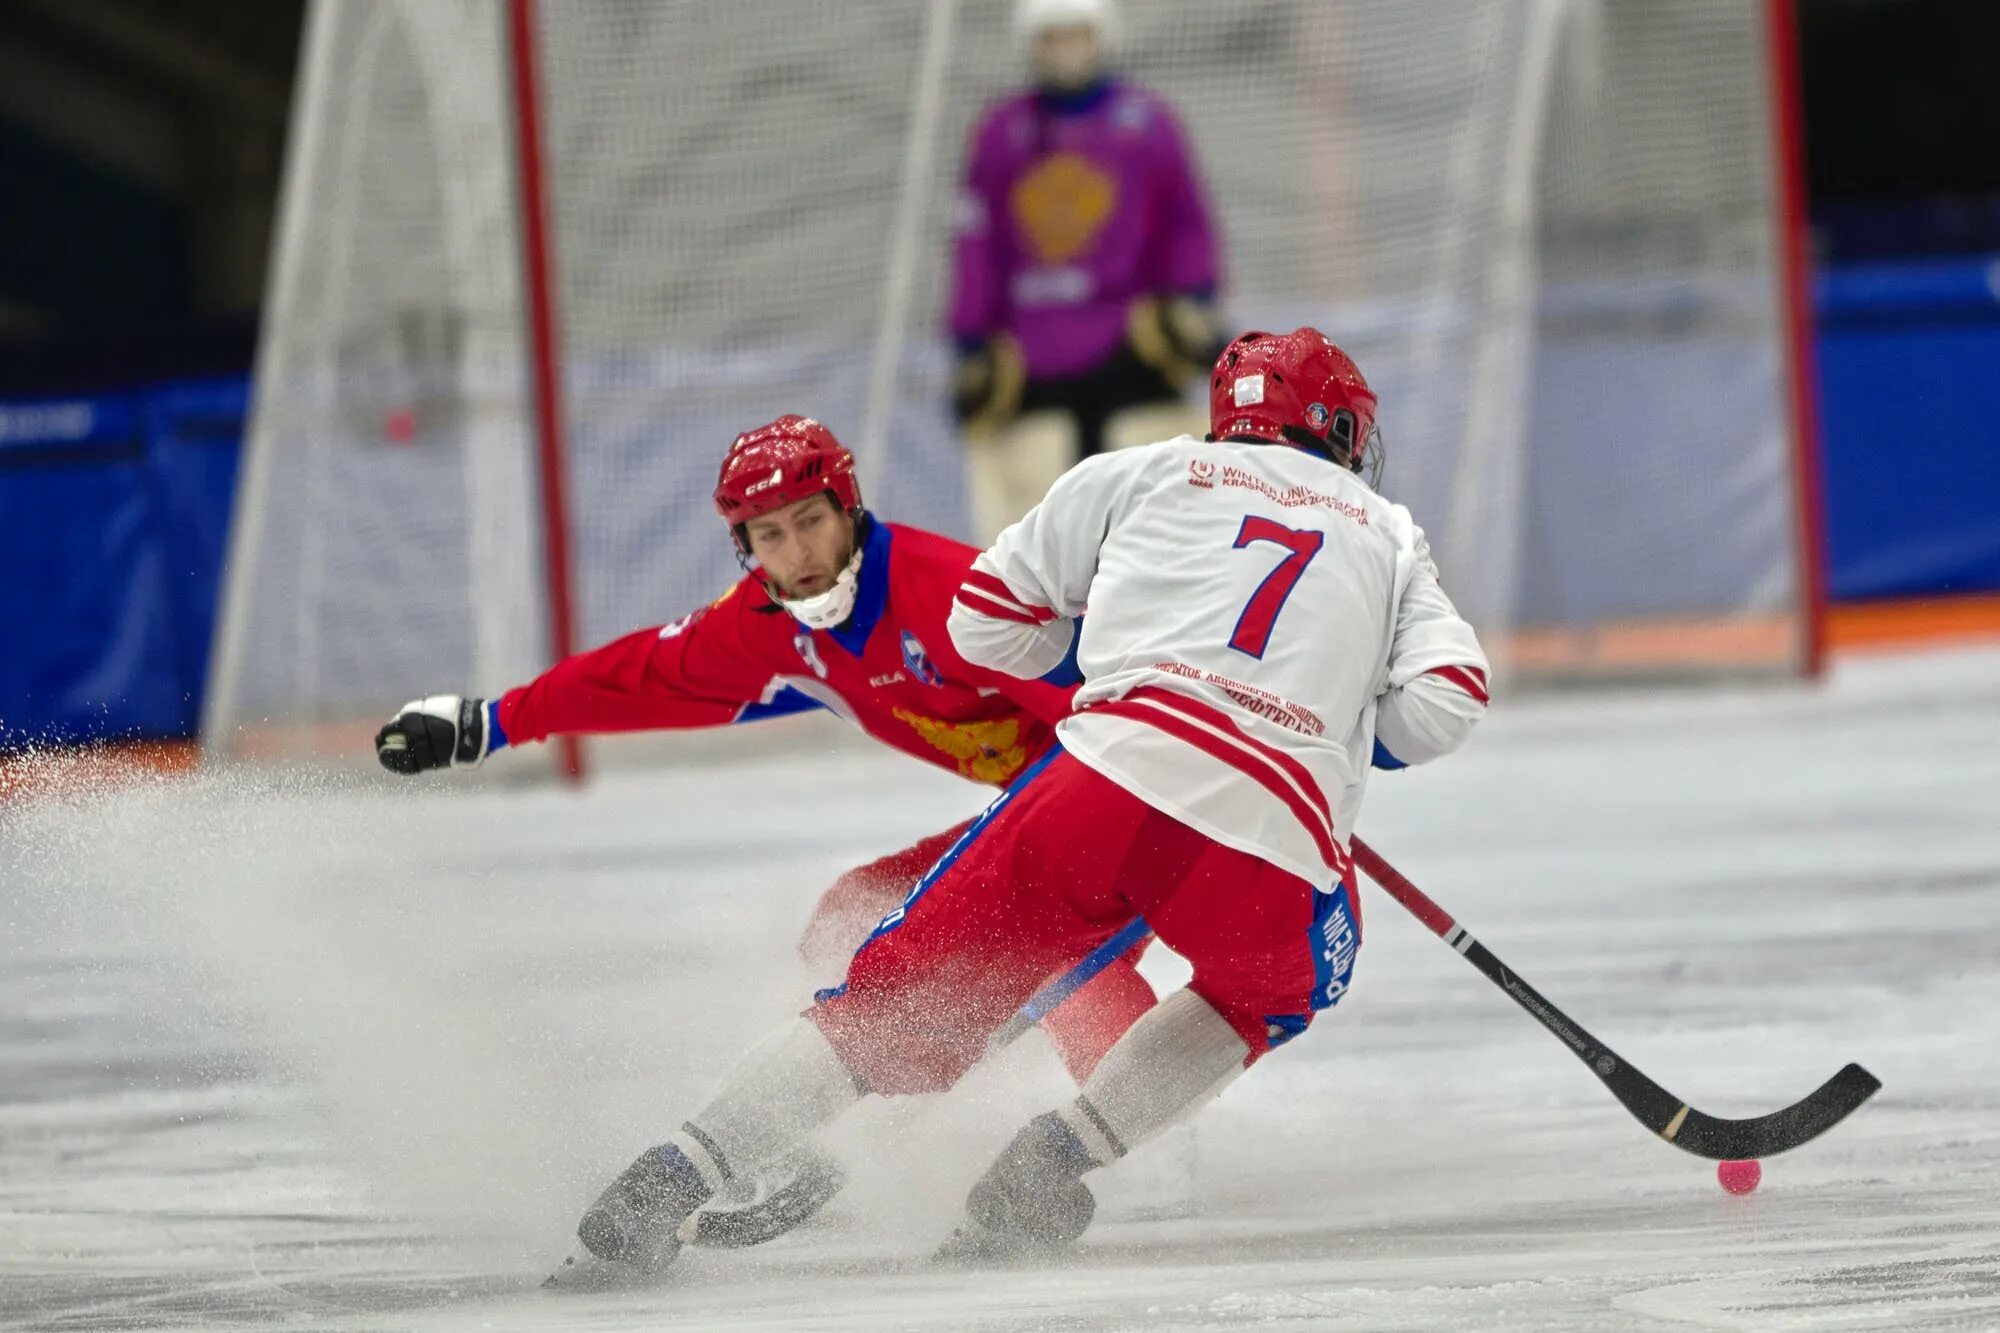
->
[545,1142,714,1287]
[934,1111,1099,1265]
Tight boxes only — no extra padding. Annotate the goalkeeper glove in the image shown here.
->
[952,334,1027,440]
[1126,294,1220,391]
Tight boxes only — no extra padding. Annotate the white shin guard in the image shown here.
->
[683,1017,865,1182]
[1058,988,1250,1167]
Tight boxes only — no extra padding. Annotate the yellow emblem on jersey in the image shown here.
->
[709,583,739,609]
[1011,153,1117,265]
[892,710,1029,785]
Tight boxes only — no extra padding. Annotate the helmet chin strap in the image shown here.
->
[779,544,865,631]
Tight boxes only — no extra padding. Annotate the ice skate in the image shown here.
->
[542,1239,651,1292]
[545,1143,713,1287]
[934,1111,1098,1266]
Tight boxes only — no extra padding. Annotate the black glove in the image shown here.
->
[951,334,1026,439]
[375,695,489,774]
[1126,295,1221,391]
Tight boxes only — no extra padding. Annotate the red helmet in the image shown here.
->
[713,414,863,540]
[1208,328,1379,475]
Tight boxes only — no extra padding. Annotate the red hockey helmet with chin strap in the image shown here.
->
[1208,328,1380,477]
[713,414,863,550]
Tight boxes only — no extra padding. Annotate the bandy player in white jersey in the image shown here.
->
[550,327,1487,1281]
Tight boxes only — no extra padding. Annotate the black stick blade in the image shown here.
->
[1655,1062,1883,1160]
[686,1152,846,1249]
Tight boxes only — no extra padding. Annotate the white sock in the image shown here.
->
[1057,987,1250,1166]
[684,1017,865,1179]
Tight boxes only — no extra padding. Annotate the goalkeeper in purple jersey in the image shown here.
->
[948,0,1222,541]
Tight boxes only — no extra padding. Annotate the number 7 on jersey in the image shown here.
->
[1227,516,1324,658]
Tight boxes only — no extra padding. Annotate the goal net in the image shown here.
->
[205,0,1818,767]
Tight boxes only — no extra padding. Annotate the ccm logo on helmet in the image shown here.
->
[744,466,785,497]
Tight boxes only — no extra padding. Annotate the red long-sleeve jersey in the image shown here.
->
[494,518,1077,787]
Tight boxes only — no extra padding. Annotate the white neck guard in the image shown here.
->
[780,545,864,631]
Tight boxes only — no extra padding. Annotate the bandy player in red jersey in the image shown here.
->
[372,414,1156,1083]
[551,328,1488,1281]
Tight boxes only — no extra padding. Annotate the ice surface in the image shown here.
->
[5,646,1999,1331]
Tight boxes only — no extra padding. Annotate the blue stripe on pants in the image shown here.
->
[1264,880,1360,1049]
[813,743,1065,1005]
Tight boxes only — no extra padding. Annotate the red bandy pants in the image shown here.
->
[811,748,1360,1096]
[801,814,1156,1082]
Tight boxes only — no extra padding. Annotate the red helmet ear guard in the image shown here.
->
[713,415,863,545]
[1207,328,1380,476]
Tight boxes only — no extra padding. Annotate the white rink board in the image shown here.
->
[6,647,2000,1332]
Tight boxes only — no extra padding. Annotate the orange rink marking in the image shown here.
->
[1827,593,2000,653]
[1507,615,1800,679]
[0,740,201,802]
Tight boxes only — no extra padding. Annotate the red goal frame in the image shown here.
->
[507,0,586,779]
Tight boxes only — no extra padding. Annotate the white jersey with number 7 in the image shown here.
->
[947,435,1489,893]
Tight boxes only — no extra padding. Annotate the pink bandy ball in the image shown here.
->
[1717,1159,1762,1194]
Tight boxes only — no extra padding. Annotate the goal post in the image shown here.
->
[1765,0,1832,681]
[205,0,1824,769]
[505,0,584,781]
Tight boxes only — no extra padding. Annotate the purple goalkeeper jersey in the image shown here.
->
[948,80,1220,381]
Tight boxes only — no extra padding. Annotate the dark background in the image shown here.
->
[1802,0,2000,258]
[0,0,303,394]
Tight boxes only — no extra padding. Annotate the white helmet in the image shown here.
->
[1013,0,1119,50]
